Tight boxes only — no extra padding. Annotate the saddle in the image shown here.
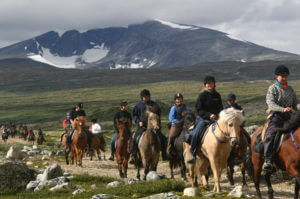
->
[253,131,284,156]
[184,121,210,145]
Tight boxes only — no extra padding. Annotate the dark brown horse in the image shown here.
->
[136,107,161,180]
[89,133,106,161]
[168,112,196,181]
[226,127,250,186]
[249,112,300,199]
[71,116,87,167]
[115,117,131,178]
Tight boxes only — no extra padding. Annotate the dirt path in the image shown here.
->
[56,151,295,199]
[1,137,295,198]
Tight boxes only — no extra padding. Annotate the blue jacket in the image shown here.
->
[168,104,189,124]
[132,100,160,125]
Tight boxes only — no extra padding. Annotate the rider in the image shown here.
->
[131,89,168,161]
[67,102,93,152]
[167,93,189,155]
[109,101,132,161]
[263,65,299,171]
[224,93,242,110]
[187,76,223,164]
[62,112,71,130]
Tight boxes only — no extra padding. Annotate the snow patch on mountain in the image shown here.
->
[27,42,109,68]
[156,19,199,30]
[226,34,247,43]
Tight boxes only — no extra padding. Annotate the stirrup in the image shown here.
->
[187,156,196,164]
[263,161,273,171]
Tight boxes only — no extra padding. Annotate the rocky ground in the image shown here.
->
[0,137,296,198]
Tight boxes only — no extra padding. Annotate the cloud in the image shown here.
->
[1,0,300,54]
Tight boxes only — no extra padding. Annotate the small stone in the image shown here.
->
[91,194,114,199]
[26,161,33,165]
[34,166,39,169]
[127,178,142,184]
[228,185,243,198]
[56,150,64,156]
[72,188,85,195]
[204,192,215,198]
[32,145,38,150]
[107,181,122,187]
[24,146,32,151]
[91,184,97,189]
[26,180,40,190]
[183,187,200,197]
[146,171,164,181]
[42,155,49,160]
[43,162,49,166]
[49,182,72,191]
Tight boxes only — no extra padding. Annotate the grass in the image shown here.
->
[0,174,186,199]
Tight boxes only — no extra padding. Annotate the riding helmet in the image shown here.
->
[140,89,151,98]
[203,76,216,85]
[174,93,183,100]
[76,102,83,109]
[227,93,236,101]
[120,100,128,106]
[275,65,290,76]
[91,119,97,123]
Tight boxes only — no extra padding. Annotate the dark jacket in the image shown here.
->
[113,110,132,130]
[70,107,86,120]
[132,100,161,125]
[224,103,243,110]
[195,89,223,120]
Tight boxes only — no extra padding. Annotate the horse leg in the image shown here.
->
[181,159,187,181]
[144,163,150,180]
[265,171,274,199]
[118,161,123,178]
[226,163,235,186]
[188,163,197,187]
[64,147,69,165]
[241,162,247,187]
[252,154,263,199]
[123,158,128,178]
[169,161,174,179]
[97,149,101,161]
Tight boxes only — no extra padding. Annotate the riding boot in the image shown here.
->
[67,129,74,151]
[167,137,175,156]
[263,158,273,172]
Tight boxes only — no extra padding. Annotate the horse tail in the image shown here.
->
[245,147,254,179]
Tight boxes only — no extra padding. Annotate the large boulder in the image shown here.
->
[37,164,63,182]
[6,146,24,160]
[228,185,243,198]
[0,158,35,191]
[183,187,200,197]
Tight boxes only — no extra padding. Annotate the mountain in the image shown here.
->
[1,20,300,69]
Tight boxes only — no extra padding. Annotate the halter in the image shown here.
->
[212,121,237,143]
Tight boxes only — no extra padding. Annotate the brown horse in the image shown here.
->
[89,133,106,161]
[115,117,131,178]
[71,116,87,167]
[136,108,161,180]
[249,112,300,199]
[226,127,250,186]
[37,132,46,145]
[184,108,245,192]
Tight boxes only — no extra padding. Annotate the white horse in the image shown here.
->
[184,107,245,192]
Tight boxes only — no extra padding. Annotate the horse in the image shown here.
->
[226,127,250,186]
[168,112,196,181]
[27,132,35,145]
[2,128,9,143]
[115,117,131,178]
[136,106,161,180]
[71,116,88,167]
[184,107,245,193]
[248,111,300,199]
[89,133,106,161]
[37,132,46,145]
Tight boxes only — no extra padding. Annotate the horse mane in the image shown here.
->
[278,112,300,133]
[219,107,245,123]
[146,104,160,115]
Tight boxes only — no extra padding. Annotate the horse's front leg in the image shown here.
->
[241,162,247,187]
[169,161,174,179]
[123,158,128,178]
[188,163,197,187]
[226,163,234,186]
[265,171,274,199]
[209,160,222,193]
[181,160,187,181]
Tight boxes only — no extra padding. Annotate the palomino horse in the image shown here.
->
[249,111,300,199]
[226,127,250,186]
[115,117,131,178]
[136,107,161,180]
[71,116,87,167]
[184,108,245,193]
[169,112,196,181]
[89,133,106,161]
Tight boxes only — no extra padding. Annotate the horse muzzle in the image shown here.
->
[230,138,239,148]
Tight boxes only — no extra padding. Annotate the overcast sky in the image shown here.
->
[1,0,300,54]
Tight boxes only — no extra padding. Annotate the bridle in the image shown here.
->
[212,121,237,143]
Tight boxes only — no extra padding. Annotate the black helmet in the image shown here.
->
[140,89,151,98]
[227,93,236,101]
[174,93,183,100]
[275,65,289,76]
[91,119,97,123]
[203,76,216,85]
[76,102,83,109]
[120,100,128,106]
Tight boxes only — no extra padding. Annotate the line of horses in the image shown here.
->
[58,107,300,199]
[1,124,45,145]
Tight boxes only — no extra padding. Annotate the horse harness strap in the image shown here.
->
[290,131,300,150]
[212,122,236,143]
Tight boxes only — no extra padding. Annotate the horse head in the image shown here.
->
[218,107,245,148]
[73,116,86,131]
[182,111,196,130]
[146,109,160,133]
[116,117,130,136]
